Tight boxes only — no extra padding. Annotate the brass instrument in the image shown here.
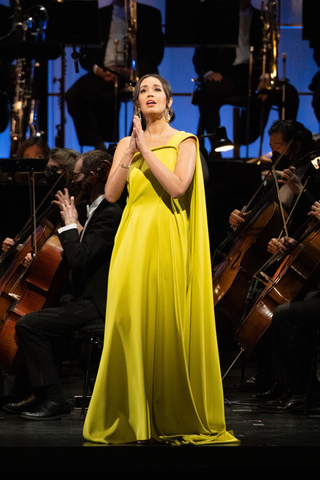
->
[126,0,139,84]
[260,0,281,91]
[10,4,48,157]
[123,0,139,89]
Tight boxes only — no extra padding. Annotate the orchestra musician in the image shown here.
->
[229,120,320,238]
[254,201,320,413]
[1,147,80,254]
[66,0,164,151]
[192,0,299,157]
[221,120,320,393]
[3,150,122,420]
[15,136,50,160]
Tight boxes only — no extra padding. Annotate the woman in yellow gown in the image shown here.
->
[83,74,239,445]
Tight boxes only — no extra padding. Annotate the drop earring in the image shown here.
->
[165,109,171,123]
[136,107,142,122]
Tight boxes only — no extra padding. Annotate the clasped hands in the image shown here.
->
[128,115,148,156]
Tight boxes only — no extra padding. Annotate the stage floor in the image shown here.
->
[0,352,320,474]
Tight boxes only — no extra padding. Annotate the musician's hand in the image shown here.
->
[267,236,296,254]
[205,71,223,82]
[22,252,34,268]
[278,166,303,195]
[229,209,251,227]
[2,237,14,252]
[95,66,115,82]
[59,196,78,226]
[308,200,320,221]
[52,188,71,211]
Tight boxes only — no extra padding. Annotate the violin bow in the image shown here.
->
[276,176,310,240]
[0,170,67,264]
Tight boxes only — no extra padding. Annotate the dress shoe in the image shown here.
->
[20,400,71,421]
[3,395,42,414]
[258,390,320,413]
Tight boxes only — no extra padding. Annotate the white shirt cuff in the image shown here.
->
[58,223,78,234]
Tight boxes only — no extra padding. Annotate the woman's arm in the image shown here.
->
[104,135,137,203]
[105,116,197,201]
[133,117,197,198]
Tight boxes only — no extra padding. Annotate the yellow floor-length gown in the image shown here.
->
[83,131,239,445]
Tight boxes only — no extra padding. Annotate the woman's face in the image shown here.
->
[22,145,47,159]
[46,157,63,174]
[138,76,171,118]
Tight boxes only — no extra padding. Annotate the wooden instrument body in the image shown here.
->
[235,225,320,352]
[213,201,285,330]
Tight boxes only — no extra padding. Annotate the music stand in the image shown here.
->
[165,0,239,48]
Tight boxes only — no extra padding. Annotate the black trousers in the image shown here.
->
[66,73,120,146]
[195,64,299,151]
[15,298,103,390]
[271,293,320,393]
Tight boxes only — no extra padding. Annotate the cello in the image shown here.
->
[212,143,296,331]
[235,217,320,354]
[0,170,79,371]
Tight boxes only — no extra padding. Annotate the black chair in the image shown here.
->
[76,320,105,419]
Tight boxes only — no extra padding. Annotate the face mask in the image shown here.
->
[69,180,84,198]
[44,168,68,192]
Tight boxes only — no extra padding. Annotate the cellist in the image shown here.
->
[229,119,320,237]
[2,150,122,420]
[1,147,80,254]
[227,120,320,393]
[254,200,320,413]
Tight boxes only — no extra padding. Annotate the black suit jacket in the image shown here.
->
[193,6,263,78]
[58,198,122,317]
[80,2,164,77]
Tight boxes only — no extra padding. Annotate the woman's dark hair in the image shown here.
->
[268,120,314,155]
[132,74,174,124]
[17,136,50,158]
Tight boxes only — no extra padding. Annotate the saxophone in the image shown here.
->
[260,0,281,91]
[10,4,48,157]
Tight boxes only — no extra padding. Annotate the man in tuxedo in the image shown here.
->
[4,149,122,420]
[66,0,164,150]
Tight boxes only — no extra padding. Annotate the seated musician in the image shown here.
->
[2,147,80,255]
[255,200,320,413]
[192,0,299,157]
[16,136,51,160]
[3,150,122,420]
[225,120,320,393]
[229,120,320,237]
